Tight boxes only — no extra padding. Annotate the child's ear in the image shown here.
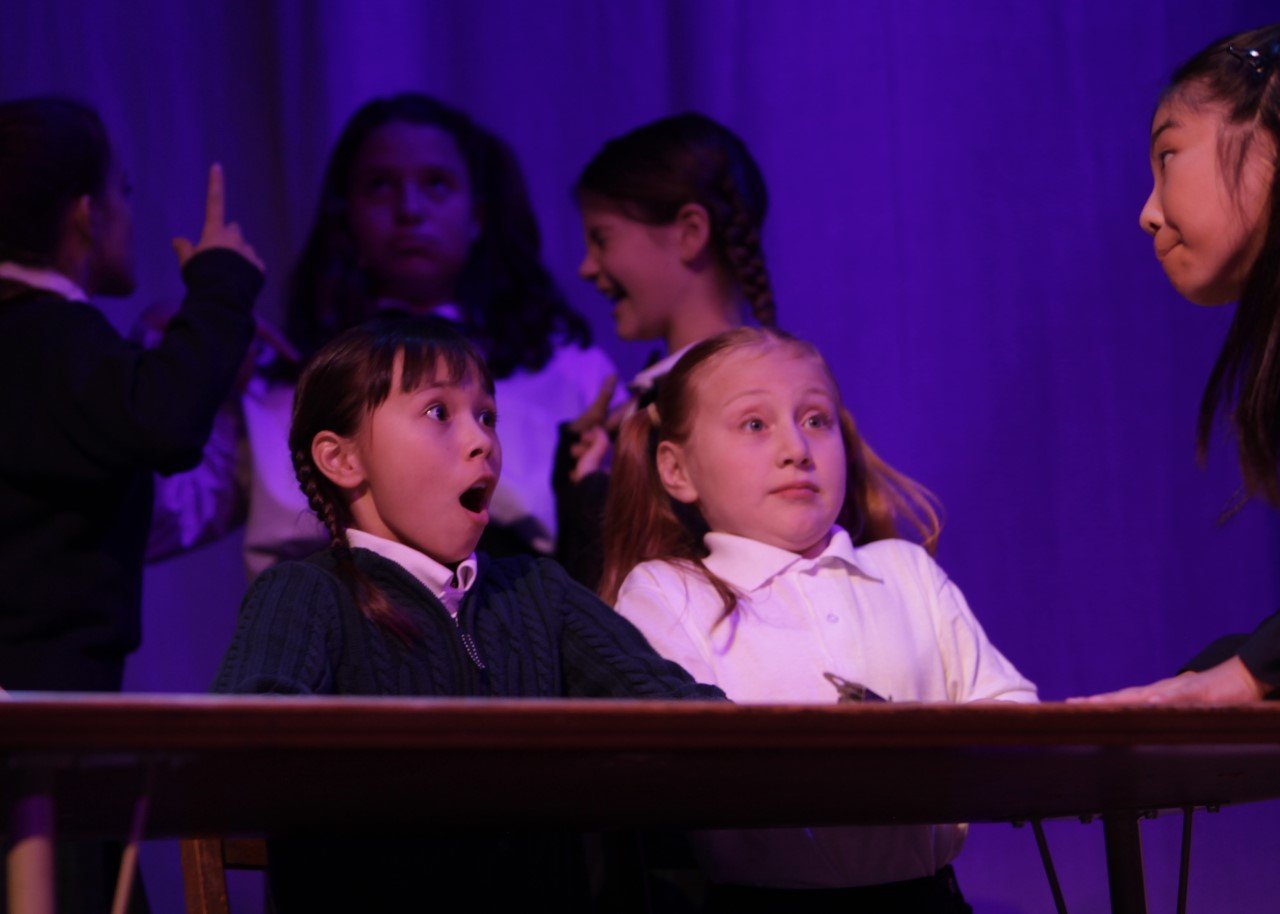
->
[656,441,699,504]
[311,431,365,491]
[68,195,94,244]
[673,203,712,264]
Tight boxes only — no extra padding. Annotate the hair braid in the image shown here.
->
[292,447,417,644]
[716,170,776,328]
[294,451,346,550]
[599,329,942,624]
[575,113,777,329]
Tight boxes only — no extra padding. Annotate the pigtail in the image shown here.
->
[599,406,738,615]
[293,450,419,644]
[603,327,941,625]
[599,408,687,604]
[287,317,494,643]
[716,171,777,328]
[839,408,942,553]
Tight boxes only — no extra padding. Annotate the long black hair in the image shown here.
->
[0,97,111,266]
[1170,25,1280,502]
[285,93,591,379]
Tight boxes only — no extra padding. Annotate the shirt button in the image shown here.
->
[827,613,839,623]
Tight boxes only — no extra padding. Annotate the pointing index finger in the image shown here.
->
[203,163,226,234]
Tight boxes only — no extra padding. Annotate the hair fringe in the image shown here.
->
[288,317,492,643]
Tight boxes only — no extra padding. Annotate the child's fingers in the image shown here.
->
[569,427,611,482]
[569,375,617,434]
[603,400,628,434]
[219,222,265,271]
[171,236,195,266]
[236,239,265,272]
[203,163,226,235]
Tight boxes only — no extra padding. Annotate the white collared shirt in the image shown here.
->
[614,527,1037,887]
[346,529,477,617]
[0,262,89,302]
[626,343,694,398]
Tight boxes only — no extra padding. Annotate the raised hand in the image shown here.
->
[567,374,618,438]
[567,375,617,482]
[172,163,264,271]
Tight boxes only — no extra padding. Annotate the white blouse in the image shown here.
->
[615,527,1036,888]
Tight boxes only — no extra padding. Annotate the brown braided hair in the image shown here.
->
[575,113,777,327]
[289,315,495,641]
[599,328,942,617]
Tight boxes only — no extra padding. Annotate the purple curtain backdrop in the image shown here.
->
[4,1,1279,910]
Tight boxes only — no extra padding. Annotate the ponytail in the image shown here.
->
[599,404,738,613]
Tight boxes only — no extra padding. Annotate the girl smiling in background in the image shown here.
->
[557,113,778,585]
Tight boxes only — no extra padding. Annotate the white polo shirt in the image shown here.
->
[614,527,1036,887]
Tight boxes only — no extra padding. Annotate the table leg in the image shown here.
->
[1103,813,1147,914]
[6,788,55,914]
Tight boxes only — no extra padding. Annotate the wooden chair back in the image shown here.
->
[180,838,268,914]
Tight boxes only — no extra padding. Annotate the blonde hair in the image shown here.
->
[599,328,941,613]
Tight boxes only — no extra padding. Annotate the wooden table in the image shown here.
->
[4,695,1280,913]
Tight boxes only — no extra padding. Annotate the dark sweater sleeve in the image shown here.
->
[212,561,341,695]
[53,248,261,475]
[535,559,725,700]
[1233,610,1280,692]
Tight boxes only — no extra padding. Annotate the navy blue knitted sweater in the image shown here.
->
[213,547,721,912]
[0,249,261,690]
[214,546,722,700]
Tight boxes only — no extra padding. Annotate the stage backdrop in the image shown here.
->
[4,1,1278,911]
